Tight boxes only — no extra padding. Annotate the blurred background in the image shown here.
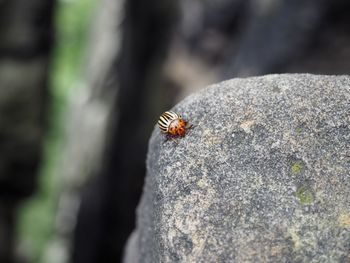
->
[1,0,350,262]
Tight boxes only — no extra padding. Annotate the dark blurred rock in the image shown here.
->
[0,0,54,262]
[224,0,329,77]
[70,0,178,262]
[125,74,350,262]
[0,59,47,199]
[165,0,350,95]
[0,0,53,58]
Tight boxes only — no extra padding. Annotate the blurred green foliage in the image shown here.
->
[18,0,97,262]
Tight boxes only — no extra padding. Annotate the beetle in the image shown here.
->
[158,111,193,142]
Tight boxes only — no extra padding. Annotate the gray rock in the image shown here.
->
[125,74,350,262]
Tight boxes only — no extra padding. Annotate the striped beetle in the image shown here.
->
[158,111,193,142]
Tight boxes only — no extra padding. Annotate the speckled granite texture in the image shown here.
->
[124,74,350,263]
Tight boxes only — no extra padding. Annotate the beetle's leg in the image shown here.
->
[186,123,194,129]
[164,134,179,144]
[171,138,179,144]
[164,134,170,143]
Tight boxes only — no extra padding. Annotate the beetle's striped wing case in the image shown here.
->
[158,111,180,132]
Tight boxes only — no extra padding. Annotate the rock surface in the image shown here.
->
[125,74,350,262]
